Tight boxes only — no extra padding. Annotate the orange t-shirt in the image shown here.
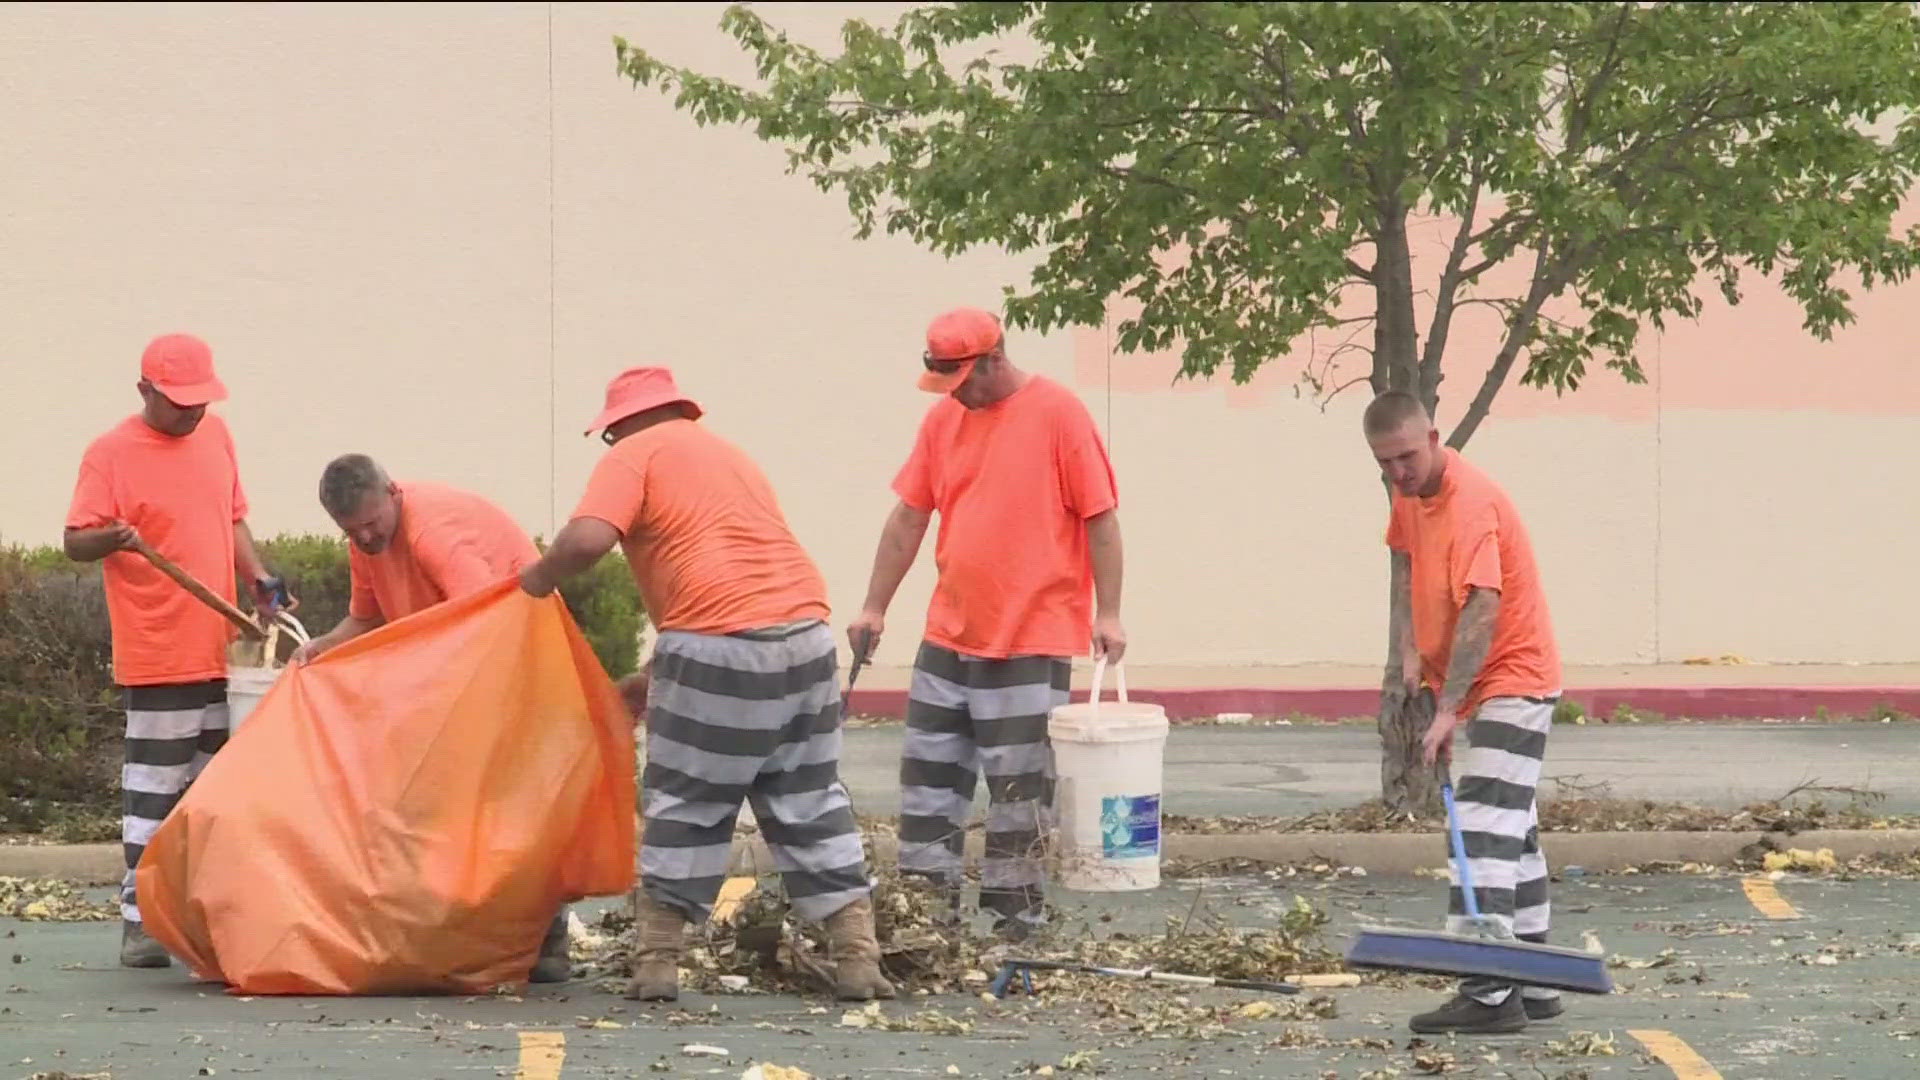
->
[66,413,249,687]
[347,482,539,623]
[570,418,828,635]
[1385,448,1561,714]
[893,375,1119,660]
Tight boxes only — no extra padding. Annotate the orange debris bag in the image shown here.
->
[136,581,635,995]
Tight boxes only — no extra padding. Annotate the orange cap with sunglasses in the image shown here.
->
[918,307,1004,394]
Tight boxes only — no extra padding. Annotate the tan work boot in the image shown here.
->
[824,896,896,1001]
[625,892,685,1002]
[120,920,170,969]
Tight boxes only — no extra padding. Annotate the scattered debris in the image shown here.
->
[574,870,1342,999]
[0,877,117,922]
[740,1066,812,1080]
[838,1001,973,1035]
[1763,848,1839,873]
[682,1044,730,1058]
[1544,1031,1620,1058]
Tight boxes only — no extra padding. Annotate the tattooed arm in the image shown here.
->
[1422,586,1502,764]
[1439,587,1502,715]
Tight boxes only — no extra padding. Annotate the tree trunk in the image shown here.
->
[1377,685,1443,817]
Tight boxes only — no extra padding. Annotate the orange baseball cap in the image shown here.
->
[585,366,704,435]
[140,333,228,407]
[918,307,1003,394]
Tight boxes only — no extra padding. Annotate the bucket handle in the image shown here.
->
[1088,655,1128,716]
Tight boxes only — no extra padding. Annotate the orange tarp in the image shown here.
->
[137,581,635,995]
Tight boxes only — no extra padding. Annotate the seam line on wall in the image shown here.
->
[547,1,557,536]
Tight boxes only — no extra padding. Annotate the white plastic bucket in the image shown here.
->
[227,611,309,733]
[226,666,281,732]
[1048,659,1170,892]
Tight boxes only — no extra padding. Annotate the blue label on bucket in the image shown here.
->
[1100,794,1161,859]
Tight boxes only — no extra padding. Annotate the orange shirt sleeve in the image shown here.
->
[66,452,116,530]
[347,547,381,622]
[891,409,938,513]
[571,449,647,537]
[1452,510,1503,599]
[1054,400,1118,519]
[412,522,508,598]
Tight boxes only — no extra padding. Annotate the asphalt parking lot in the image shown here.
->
[4,868,1916,1079]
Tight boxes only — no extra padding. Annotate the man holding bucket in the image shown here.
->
[1362,390,1564,1035]
[63,333,288,969]
[847,307,1126,941]
[519,366,894,1003]
[290,454,573,984]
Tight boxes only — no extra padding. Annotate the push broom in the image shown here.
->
[1343,776,1614,996]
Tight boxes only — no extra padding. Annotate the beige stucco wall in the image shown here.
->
[4,2,1917,668]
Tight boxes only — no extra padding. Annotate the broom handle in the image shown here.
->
[131,537,267,642]
[1441,779,1480,919]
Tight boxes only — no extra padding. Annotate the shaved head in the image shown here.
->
[1362,392,1447,498]
[1362,391,1431,438]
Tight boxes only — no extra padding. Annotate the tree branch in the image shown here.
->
[1446,244,1575,449]
[1418,169,1485,405]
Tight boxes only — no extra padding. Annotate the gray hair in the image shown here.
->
[318,454,390,518]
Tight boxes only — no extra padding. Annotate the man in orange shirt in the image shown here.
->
[519,367,892,1004]
[1364,391,1565,1035]
[289,454,573,983]
[291,455,539,661]
[848,307,1126,941]
[64,333,287,969]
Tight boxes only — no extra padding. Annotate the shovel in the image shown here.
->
[131,536,266,641]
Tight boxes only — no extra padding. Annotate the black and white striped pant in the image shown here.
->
[898,643,1069,927]
[640,620,870,924]
[122,679,230,923]
[1448,694,1558,1006]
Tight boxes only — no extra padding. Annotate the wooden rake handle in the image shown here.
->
[131,536,266,641]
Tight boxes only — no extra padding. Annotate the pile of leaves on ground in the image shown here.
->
[570,870,1343,1004]
[0,876,117,921]
[1165,780,1920,837]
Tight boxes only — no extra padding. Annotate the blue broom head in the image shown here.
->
[1344,926,1615,995]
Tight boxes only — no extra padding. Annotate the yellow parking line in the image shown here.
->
[1741,875,1802,920]
[1628,1030,1723,1080]
[516,1031,566,1080]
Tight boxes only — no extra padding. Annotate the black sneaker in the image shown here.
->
[1409,992,1528,1034]
[1522,994,1565,1021]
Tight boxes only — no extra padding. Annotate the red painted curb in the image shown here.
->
[846,685,1920,721]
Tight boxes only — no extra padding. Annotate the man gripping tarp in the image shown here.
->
[291,455,574,984]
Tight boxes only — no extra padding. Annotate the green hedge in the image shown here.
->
[0,536,645,830]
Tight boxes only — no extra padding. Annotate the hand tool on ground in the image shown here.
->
[1342,776,1614,995]
[131,536,267,641]
[990,957,1301,999]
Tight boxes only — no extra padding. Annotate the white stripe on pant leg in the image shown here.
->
[125,708,205,741]
[900,729,974,765]
[1451,802,1534,843]
[908,667,969,710]
[123,762,192,798]
[1458,746,1546,786]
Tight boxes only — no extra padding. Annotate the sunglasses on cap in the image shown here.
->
[922,351,990,375]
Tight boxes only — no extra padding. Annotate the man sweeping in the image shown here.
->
[847,306,1125,941]
[290,455,572,984]
[63,333,287,968]
[1363,391,1564,1034]
[519,366,893,1003]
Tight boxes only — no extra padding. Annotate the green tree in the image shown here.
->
[616,2,1920,810]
